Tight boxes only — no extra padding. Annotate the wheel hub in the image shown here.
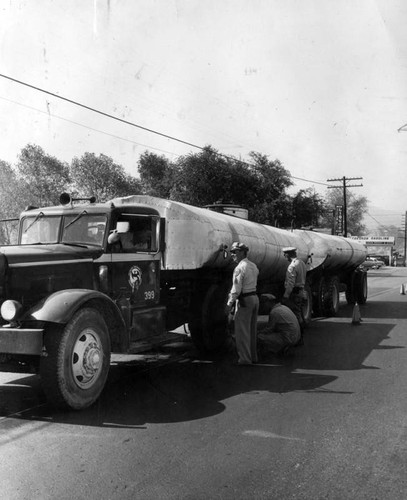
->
[72,330,103,389]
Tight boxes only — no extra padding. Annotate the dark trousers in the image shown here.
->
[285,290,305,337]
[234,295,259,363]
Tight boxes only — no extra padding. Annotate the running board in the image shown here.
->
[128,332,190,353]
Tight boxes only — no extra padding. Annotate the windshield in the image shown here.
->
[62,214,107,247]
[21,215,61,244]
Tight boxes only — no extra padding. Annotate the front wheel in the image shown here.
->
[40,308,111,410]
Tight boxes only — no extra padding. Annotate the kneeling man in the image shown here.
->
[258,294,301,356]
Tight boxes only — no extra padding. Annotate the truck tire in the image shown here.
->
[189,282,229,352]
[322,276,340,317]
[312,277,326,316]
[354,270,368,304]
[302,283,313,324]
[345,272,356,305]
[40,308,111,410]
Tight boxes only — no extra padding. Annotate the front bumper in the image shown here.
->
[0,327,44,355]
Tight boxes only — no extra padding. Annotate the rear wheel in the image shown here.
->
[40,308,111,410]
[345,271,357,305]
[302,283,313,324]
[322,277,340,316]
[354,270,368,304]
[189,282,230,352]
[312,277,326,316]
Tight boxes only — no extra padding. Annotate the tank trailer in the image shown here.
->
[0,194,367,409]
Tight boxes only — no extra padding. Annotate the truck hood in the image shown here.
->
[0,244,104,265]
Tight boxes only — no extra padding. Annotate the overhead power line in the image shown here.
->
[0,95,180,158]
[1,72,331,188]
[0,72,205,151]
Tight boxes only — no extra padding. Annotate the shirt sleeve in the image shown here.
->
[284,265,296,297]
[227,266,244,306]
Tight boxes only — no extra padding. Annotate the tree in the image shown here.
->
[137,151,176,198]
[170,146,239,206]
[70,153,141,202]
[291,188,326,228]
[321,188,368,236]
[246,152,293,225]
[16,144,71,206]
[152,146,294,226]
[0,161,24,244]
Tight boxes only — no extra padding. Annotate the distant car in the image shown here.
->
[360,257,385,270]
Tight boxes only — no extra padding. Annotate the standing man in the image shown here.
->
[282,246,307,337]
[225,242,259,365]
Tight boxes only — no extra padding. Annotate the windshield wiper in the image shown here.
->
[24,212,44,233]
[60,242,89,248]
[64,210,88,230]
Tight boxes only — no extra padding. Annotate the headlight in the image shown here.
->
[1,300,23,321]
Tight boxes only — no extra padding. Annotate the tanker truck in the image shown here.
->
[0,194,367,410]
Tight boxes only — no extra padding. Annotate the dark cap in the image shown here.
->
[230,241,249,253]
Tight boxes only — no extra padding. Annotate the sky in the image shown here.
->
[1,0,407,230]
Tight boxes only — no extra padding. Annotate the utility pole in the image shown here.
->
[327,176,363,237]
[402,212,407,266]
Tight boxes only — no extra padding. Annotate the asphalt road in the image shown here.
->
[1,266,407,499]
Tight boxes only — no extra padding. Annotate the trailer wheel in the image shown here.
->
[345,272,356,305]
[322,277,340,316]
[354,270,368,305]
[189,282,229,352]
[302,283,313,324]
[312,277,326,316]
[40,308,111,410]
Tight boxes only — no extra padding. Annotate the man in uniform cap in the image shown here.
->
[282,246,307,340]
[225,241,259,365]
[258,294,301,357]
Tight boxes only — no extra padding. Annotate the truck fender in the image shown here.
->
[25,289,127,350]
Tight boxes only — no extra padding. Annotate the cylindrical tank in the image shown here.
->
[294,229,367,272]
[112,196,367,281]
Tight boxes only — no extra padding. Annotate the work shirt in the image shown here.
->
[284,257,307,297]
[267,303,301,344]
[227,258,259,306]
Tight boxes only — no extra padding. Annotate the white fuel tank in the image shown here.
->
[111,196,367,281]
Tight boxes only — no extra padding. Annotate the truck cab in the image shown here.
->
[0,194,165,410]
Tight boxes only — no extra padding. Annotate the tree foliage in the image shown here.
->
[0,161,23,244]
[137,151,176,199]
[0,142,366,246]
[321,188,368,236]
[70,153,141,202]
[138,146,295,225]
[16,144,71,206]
[169,146,237,206]
[291,188,326,229]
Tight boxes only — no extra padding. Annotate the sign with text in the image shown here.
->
[350,236,395,246]
[335,205,343,235]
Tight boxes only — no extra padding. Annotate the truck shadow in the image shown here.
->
[0,315,396,428]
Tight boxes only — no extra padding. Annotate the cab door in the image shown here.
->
[109,215,161,308]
